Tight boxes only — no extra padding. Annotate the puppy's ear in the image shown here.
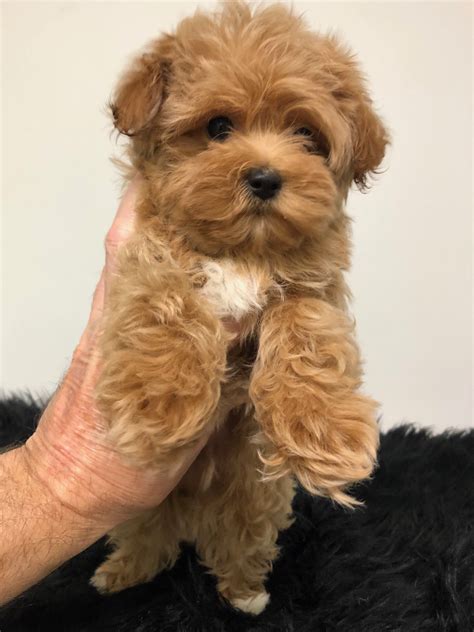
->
[352,99,389,191]
[321,35,389,190]
[111,34,175,136]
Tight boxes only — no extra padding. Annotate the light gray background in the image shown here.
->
[2,1,472,432]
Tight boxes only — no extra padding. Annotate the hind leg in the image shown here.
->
[91,500,181,594]
[196,474,294,615]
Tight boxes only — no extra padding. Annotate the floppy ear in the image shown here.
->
[352,99,389,191]
[110,34,175,137]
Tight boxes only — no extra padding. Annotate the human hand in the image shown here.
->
[22,177,209,531]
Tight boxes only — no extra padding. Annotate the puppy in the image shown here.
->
[91,1,388,615]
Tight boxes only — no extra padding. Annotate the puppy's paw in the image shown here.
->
[91,556,155,594]
[258,394,379,507]
[229,591,270,615]
[288,437,377,507]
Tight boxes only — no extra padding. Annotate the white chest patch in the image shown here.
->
[199,260,266,321]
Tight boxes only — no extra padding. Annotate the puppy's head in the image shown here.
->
[112,2,388,257]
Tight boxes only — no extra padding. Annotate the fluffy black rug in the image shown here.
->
[0,395,472,632]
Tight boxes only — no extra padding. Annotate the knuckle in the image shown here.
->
[104,232,119,255]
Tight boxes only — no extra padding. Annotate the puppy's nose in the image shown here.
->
[246,167,282,200]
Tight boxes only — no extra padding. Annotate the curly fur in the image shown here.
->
[92,1,389,612]
[250,297,379,507]
[1,399,473,631]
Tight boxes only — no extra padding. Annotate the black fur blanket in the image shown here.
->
[0,395,473,631]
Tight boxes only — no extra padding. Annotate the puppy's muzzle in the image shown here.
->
[246,167,282,201]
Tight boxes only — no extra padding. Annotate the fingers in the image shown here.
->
[77,176,142,355]
[103,174,142,301]
[104,175,142,273]
[77,268,106,351]
[91,268,106,318]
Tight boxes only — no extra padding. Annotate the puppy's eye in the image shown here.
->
[207,116,233,141]
[295,127,329,158]
[295,127,313,137]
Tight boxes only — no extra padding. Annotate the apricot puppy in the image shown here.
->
[91,1,388,615]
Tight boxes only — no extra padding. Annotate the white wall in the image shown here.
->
[2,1,472,432]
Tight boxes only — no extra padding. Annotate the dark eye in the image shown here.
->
[207,116,233,141]
[295,127,329,158]
[295,127,313,137]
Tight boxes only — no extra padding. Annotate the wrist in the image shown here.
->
[15,443,114,538]
[0,445,109,605]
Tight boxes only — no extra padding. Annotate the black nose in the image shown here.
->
[246,167,282,200]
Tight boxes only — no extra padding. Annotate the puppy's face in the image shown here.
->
[113,3,388,257]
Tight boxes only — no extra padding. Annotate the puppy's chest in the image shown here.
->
[198,259,273,322]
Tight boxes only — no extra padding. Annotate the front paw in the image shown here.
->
[257,393,379,507]
[97,334,226,470]
[97,266,227,470]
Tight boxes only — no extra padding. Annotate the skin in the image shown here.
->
[0,177,210,605]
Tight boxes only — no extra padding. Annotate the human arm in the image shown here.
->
[0,178,208,605]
